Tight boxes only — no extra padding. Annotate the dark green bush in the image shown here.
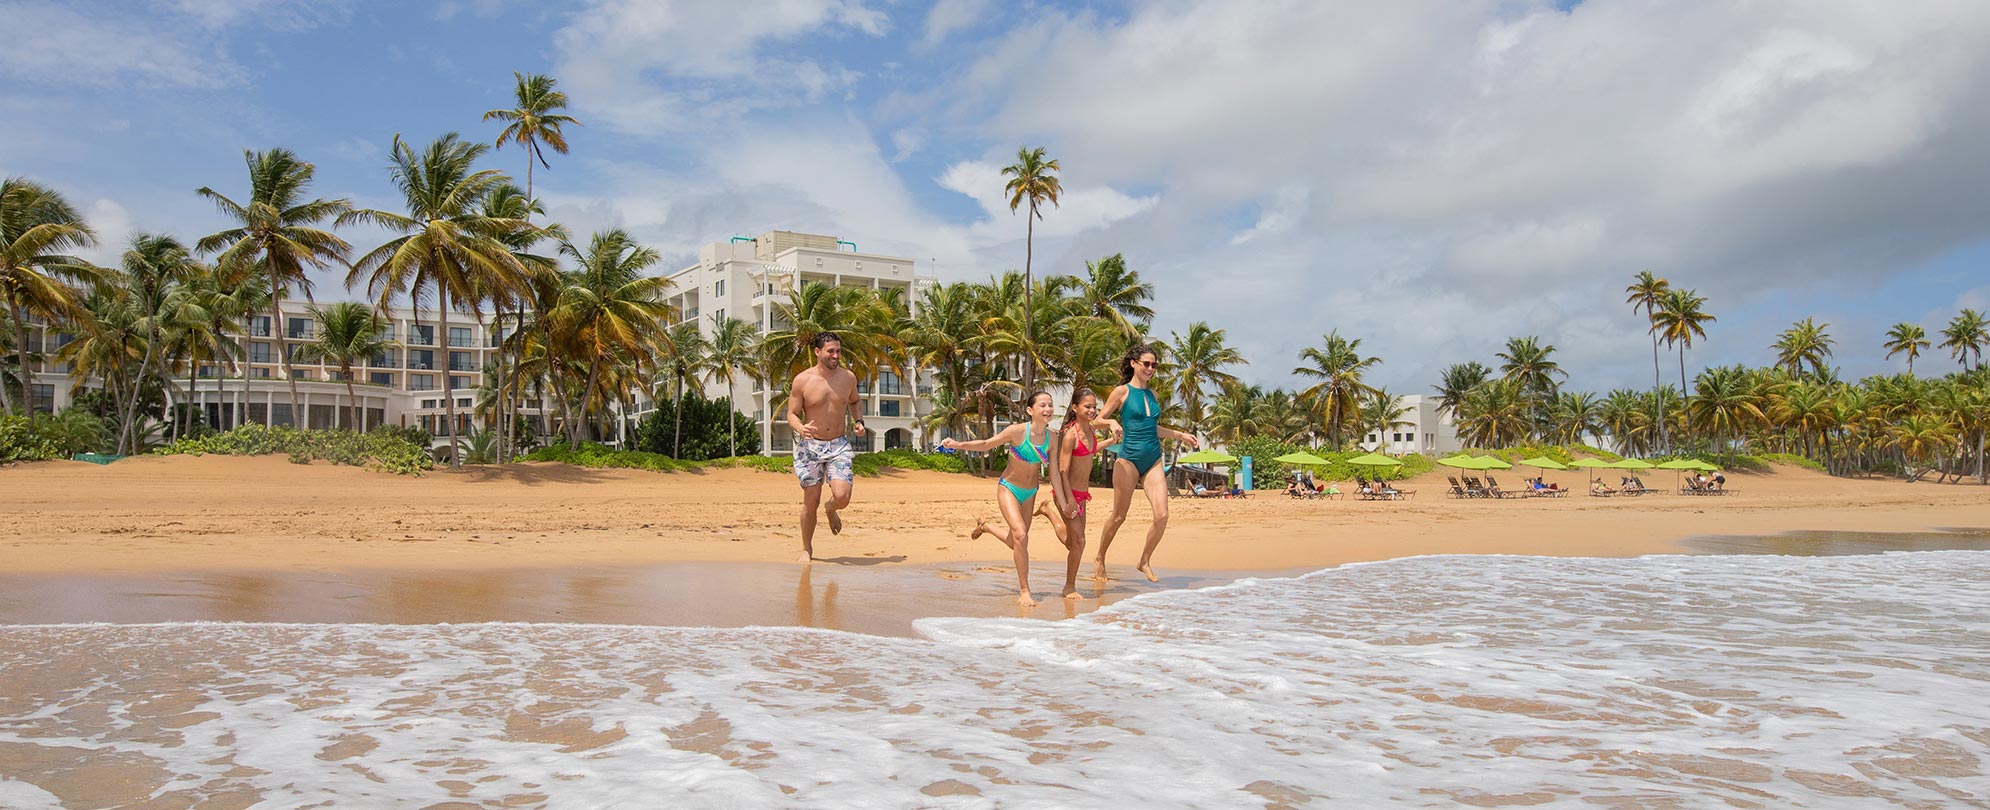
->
[634,392,759,461]
[0,415,60,462]
[155,424,433,475]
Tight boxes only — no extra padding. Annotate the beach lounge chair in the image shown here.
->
[1378,479,1414,500]
[1635,476,1663,495]
[1589,480,1616,497]
[1191,482,1221,498]
[1620,477,1646,496]
[1484,475,1520,499]
[1528,478,1565,498]
[1446,476,1470,498]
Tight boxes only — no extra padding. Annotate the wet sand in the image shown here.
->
[2,455,1987,628]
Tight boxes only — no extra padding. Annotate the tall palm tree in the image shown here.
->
[1687,365,1765,457]
[1769,380,1837,460]
[347,133,530,464]
[1074,253,1154,340]
[1772,317,1834,378]
[1495,335,1565,440]
[196,149,356,427]
[656,320,711,456]
[1884,322,1930,376]
[1166,321,1246,440]
[1599,388,1652,456]
[1000,145,1061,392]
[295,302,394,430]
[1625,270,1671,449]
[1940,309,1987,371]
[550,229,674,448]
[1456,377,1529,448]
[706,314,760,457]
[1652,287,1715,400]
[1291,330,1379,449]
[484,71,580,206]
[1,177,99,415]
[117,234,202,449]
[1550,390,1603,447]
[1358,387,1413,449]
[477,182,561,462]
[763,281,899,383]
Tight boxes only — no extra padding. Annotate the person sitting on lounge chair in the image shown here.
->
[1591,480,1616,496]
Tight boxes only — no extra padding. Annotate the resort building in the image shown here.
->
[649,231,939,456]
[16,306,542,451]
[1360,394,1465,456]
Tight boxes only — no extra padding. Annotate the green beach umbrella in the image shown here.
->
[1692,460,1721,471]
[1177,450,1239,464]
[1436,454,1481,469]
[1568,458,1614,469]
[1518,456,1568,470]
[1345,452,1403,467]
[1476,455,1513,470]
[1273,451,1332,466]
[1655,459,1700,470]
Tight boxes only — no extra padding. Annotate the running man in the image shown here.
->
[788,331,865,563]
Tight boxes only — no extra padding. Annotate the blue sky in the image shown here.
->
[7,0,1990,394]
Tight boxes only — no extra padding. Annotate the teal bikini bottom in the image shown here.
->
[999,478,1038,504]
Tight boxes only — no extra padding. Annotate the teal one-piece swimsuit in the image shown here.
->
[1120,386,1162,476]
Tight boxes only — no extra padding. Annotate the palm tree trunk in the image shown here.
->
[572,354,602,450]
[725,372,738,458]
[9,299,31,417]
[440,288,461,466]
[269,266,302,428]
[1022,211,1035,394]
[344,369,358,431]
[1651,332,1664,451]
[672,375,684,458]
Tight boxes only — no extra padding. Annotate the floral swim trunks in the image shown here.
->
[793,436,855,488]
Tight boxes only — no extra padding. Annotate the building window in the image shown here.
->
[448,326,472,347]
[287,317,311,339]
[450,376,472,390]
[370,351,395,368]
[411,374,435,391]
[410,325,435,346]
[714,307,725,323]
[249,342,272,363]
[880,401,900,417]
[713,278,725,297]
[370,372,393,386]
[879,371,903,395]
[421,399,438,409]
[254,367,272,378]
[30,384,54,414]
[457,398,471,408]
[449,351,475,371]
[248,316,271,337]
[291,369,311,379]
[409,350,434,370]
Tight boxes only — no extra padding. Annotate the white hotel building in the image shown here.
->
[649,231,937,455]
[1359,394,1465,456]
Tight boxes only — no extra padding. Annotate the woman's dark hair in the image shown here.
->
[1120,343,1157,384]
[1064,387,1097,425]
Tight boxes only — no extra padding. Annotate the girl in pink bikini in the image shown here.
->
[1036,388,1119,600]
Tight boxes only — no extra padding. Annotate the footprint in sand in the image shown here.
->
[937,571,970,581]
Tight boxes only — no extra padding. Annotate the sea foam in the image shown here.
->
[2,552,1987,808]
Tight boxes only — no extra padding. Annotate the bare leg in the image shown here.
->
[825,479,852,535]
[1093,460,1139,581]
[1034,496,1068,542]
[1061,511,1087,599]
[797,484,823,563]
[1135,462,1171,582]
[994,490,1036,606]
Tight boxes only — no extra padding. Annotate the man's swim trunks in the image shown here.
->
[793,436,855,487]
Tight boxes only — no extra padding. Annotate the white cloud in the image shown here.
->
[79,199,133,266]
[919,0,990,50]
[0,1,244,88]
[935,159,1159,243]
[1230,187,1309,245]
[170,0,351,30]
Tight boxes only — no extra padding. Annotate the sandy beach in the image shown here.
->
[4,455,1987,573]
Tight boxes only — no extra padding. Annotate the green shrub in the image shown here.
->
[634,392,760,461]
[29,408,110,456]
[0,415,60,462]
[155,424,433,475]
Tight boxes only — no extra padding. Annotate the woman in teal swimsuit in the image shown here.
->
[1095,344,1200,583]
[938,391,1061,607]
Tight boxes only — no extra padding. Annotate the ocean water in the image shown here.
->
[3,552,1988,808]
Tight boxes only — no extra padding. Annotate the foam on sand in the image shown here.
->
[3,551,1987,807]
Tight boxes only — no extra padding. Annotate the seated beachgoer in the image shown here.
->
[1591,480,1616,495]
[1713,473,1726,491]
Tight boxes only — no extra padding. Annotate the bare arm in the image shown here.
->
[1098,385,1128,421]
[1052,426,1078,514]
[785,375,812,439]
[845,374,866,437]
[1158,426,1200,447]
[940,423,1021,454]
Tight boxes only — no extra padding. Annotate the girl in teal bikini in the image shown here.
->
[939,391,1062,607]
[1095,344,1200,583]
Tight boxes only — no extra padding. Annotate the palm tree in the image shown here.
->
[484,72,580,206]
[1074,253,1154,340]
[550,229,675,448]
[295,302,394,430]
[1,178,99,415]
[1495,336,1565,440]
[1772,317,1834,378]
[1625,270,1671,448]
[903,282,979,443]
[707,314,760,457]
[196,149,356,427]
[1432,361,1490,422]
[1291,330,1379,449]
[1688,365,1765,458]
[1550,390,1603,447]
[1358,387,1413,449]
[1166,321,1246,440]
[1884,322,1930,376]
[347,133,530,464]
[1940,309,1987,371]
[118,235,203,449]
[653,320,711,456]
[763,281,899,383]
[1000,145,1061,392]
[1652,287,1715,401]
[1456,377,1529,448]
[1599,388,1652,456]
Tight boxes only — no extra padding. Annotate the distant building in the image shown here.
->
[1360,394,1464,455]
[652,231,939,456]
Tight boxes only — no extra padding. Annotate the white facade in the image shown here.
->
[18,305,541,448]
[654,231,938,456]
[1361,394,1464,456]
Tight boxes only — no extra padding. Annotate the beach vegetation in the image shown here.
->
[156,424,433,475]
[632,391,759,462]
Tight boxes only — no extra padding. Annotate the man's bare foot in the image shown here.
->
[1091,560,1109,581]
[1063,587,1083,600]
[1017,591,1039,607]
[796,550,814,564]
[827,509,843,535]
[1136,562,1159,582]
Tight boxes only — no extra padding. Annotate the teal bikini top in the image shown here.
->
[1010,423,1051,465]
